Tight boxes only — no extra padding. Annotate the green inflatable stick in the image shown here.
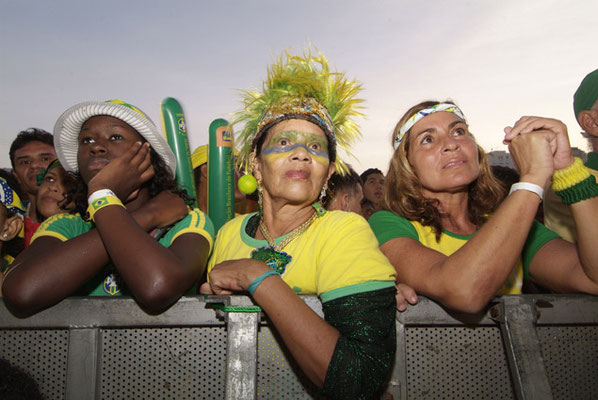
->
[208,119,234,232]
[160,98,197,208]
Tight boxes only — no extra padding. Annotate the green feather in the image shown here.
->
[234,47,364,175]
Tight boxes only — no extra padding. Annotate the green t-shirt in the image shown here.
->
[32,209,214,296]
[369,211,559,293]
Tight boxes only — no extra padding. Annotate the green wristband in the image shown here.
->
[248,269,280,296]
[555,175,598,204]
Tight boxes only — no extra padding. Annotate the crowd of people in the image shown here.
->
[1,50,597,399]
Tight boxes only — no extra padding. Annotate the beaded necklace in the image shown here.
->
[250,203,325,274]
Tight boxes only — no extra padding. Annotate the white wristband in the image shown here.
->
[509,182,544,200]
[88,189,118,205]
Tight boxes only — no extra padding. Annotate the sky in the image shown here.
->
[1,0,597,174]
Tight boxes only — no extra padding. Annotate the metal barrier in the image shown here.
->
[1,294,597,399]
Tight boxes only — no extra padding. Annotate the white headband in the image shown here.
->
[393,103,467,150]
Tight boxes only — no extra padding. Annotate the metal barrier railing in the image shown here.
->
[1,294,597,399]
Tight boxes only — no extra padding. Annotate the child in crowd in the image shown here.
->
[360,198,376,220]
[36,160,76,220]
[22,160,76,246]
[0,174,25,296]
[321,166,364,215]
[191,144,257,215]
[2,100,214,316]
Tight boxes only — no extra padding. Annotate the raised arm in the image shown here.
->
[379,129,556,313]
[380,196,539,313]
[82,142,211,312]
[505,117,598,293]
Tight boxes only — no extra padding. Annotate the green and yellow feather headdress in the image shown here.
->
[234,48,364,175]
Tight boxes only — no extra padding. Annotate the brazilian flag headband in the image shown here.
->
[234,48,364,175]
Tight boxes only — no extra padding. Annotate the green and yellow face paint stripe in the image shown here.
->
[36,159,62,186]
[262,131,329,165]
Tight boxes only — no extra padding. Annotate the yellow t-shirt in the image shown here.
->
[406,220,522,294]
[369,211,560,295]
[208,210,396,303]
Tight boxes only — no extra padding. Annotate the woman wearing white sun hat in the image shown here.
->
[3,99,214,317]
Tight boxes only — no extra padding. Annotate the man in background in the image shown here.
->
[543,69,598,242]
[9,129,56,244]
[191,145,256,215]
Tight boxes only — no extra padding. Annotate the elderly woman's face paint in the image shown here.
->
[262,129,329,164]
[255,119,334,207]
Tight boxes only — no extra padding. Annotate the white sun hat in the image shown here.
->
[53,99,176,177]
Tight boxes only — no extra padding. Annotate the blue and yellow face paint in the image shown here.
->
[262,130,329,166]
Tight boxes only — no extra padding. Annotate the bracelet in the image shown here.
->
[248,269,280,296]
[509,182,544,200]
[554,175,598,204]
[552,157,598,204]
[87,196,125,221]
[552,157,590,191]
[88,189,118,205]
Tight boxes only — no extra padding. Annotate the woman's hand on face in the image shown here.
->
[87,142,155,200]
[201,259,270,295]
[395,283,418,312]
[504,117,574,171]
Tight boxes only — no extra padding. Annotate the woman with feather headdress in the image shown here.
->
[201,49,397,399]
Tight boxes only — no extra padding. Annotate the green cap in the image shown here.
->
[574,69,598,121]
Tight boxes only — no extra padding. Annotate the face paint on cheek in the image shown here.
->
[261,150,289,163]
[310,152,330,166]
